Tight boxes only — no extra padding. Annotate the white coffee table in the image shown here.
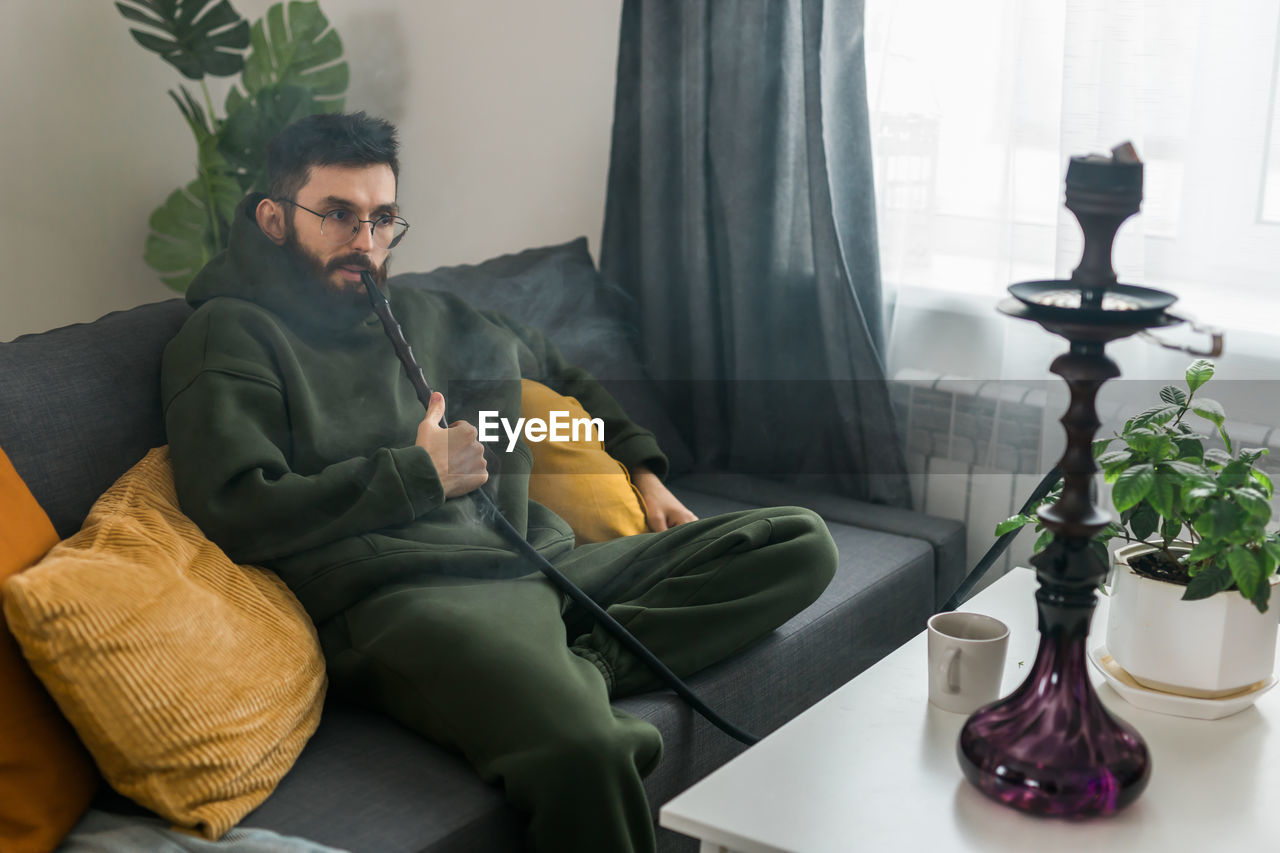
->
[660,567,1280,852]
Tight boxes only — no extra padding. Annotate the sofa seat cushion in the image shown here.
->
[241,702,525,853]
[239,477,935,853]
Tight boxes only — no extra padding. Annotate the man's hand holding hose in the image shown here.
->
[415,391,489,498]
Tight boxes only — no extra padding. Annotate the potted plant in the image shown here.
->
[998,358,1280,699]
[115,0,349,291]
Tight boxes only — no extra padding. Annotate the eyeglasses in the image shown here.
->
[276,199,410,249]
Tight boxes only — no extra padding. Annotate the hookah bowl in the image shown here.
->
[955,144,1214,816]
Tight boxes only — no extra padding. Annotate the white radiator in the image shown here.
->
[890,370,1280,593]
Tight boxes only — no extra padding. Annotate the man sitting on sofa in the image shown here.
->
[161,110,837,853]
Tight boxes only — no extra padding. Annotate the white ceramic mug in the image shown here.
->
[926,612,1010,714]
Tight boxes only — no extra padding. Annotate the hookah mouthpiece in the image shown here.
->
[361,269,388,307]
[360,270,440,415]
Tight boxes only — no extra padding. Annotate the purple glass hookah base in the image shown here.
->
[957,557,1151,816]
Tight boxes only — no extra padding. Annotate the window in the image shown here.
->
[867,0,1280,337]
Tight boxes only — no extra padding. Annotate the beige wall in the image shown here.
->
[0,0,622,341]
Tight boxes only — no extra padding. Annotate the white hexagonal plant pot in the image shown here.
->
[1106,542,1280,698]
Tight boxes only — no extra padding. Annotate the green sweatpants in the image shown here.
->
[317,505,837,853]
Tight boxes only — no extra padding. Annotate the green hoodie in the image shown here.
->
[162,194,667,623]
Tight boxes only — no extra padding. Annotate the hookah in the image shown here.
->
[956,142,1223,815]
[359,270,760,746]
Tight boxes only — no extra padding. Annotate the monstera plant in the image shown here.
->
[117,0,349,291]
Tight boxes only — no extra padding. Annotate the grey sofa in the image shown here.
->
[0,239,964,853]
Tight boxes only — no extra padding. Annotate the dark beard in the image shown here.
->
[282,226,390,311]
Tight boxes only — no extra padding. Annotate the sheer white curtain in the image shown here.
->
[867,0,1280,381]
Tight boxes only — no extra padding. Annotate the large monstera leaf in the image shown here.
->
[144,163,241,292]
[144,83,241,292]
[219,1,347,192]
[116,0,249,79]
[242,2,347,102]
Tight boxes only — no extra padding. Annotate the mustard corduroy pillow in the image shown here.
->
[2,446,326,840]
[521,379,649,543]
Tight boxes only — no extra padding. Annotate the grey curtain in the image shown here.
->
[601,0,910,507]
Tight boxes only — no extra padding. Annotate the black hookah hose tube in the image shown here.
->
[937,465,1062,613]
[362,273,759,746]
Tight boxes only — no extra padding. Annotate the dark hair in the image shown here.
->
[266,111,400,201]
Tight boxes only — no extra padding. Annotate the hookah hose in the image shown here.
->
[361,272,760,746]
[938,465,1062,613]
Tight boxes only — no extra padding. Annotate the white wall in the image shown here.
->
[0,0,622,342]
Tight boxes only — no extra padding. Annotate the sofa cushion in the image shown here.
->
[238,476,935,853]
[0,445,100,853]
[242,703,525,853]
[0,299,192,538]
[3,447,327,840]
[522,379,649,543]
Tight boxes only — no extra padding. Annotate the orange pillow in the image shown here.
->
[521,379,649,543]
[0,445,99,853]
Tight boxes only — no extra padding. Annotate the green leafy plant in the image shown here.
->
[117,0,348,291]
[997,359,1280,612]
